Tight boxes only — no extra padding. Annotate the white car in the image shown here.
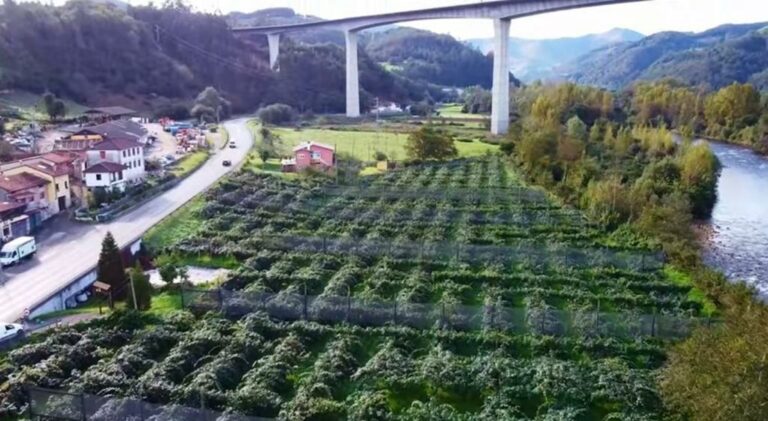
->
[0,323,23,342]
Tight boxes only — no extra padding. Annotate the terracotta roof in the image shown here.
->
[28,161,71,177]
[89,138,142,151]
[39,151,79,165]
[0,173,49,193]
[0,201,26,214]
[292,141,335,152]
[84,162,125,174]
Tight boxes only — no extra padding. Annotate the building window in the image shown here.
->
[56,183,60,193]
[101,151,107,159]
[122,150,126,158]
[96,174,102,181]
[40,193,44,200]
[64,181,68,189]
[119,172,123,180]
[311,152,321,159]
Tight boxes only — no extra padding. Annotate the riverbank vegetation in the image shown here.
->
[493,82,765,420]
[502,83,722,264]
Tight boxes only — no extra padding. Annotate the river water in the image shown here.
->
[702,140,768,294]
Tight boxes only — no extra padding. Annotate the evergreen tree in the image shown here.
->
[129,263,153,311]
[97,232,128,299]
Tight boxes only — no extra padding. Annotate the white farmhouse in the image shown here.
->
[83,162,127,192]
[85,138,145,187]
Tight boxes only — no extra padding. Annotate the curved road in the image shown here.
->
[0,118,253,323]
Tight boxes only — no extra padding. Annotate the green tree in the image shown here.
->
[405,126,457,161]
[258,104,297,125]
[128,263,153,311]
[661,301,768,421]
[41,92,66,121]
[96,232,127,300]
[156,254,180,286]
[566,116,587,143]
[588,121,602,144]
[704,82,762,138]
[678,143,720,218]
[256,126,283,163]
[192,86,230,123]
[516,125,557,170]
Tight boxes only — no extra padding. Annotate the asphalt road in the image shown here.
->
[0,118,253,323]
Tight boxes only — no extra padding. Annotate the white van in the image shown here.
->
[0,237,37,267]
[0,323,23,342]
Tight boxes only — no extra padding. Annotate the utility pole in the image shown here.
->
[129,275,138,311]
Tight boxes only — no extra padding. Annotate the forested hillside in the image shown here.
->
[364,27,505,88]
[566,22,768,89]
[468,28,644,82]
[230,9,510,89]
[0,1,438,115]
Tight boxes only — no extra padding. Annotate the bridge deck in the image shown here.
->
[232,0,648,34]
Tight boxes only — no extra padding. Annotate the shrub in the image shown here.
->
[258,104,297,125]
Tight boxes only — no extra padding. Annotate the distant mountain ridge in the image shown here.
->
[563,22,768,90]
[467,28,644,82]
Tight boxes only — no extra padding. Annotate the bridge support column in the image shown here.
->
[345,30,360,118]
[491,18,510,135]
[267,33,280,71]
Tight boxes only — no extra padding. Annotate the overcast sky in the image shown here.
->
[175,0,768,39]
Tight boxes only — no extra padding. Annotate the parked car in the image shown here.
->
[0,323,23,343]
[222,160,232,167]
[0,236,36,267]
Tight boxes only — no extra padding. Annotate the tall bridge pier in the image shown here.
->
[238,0,649,135]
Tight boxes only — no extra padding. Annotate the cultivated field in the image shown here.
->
[1,157,709,420]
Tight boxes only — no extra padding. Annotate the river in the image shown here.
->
[702,140,768,294]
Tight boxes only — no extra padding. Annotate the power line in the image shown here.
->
[155,25,267,79]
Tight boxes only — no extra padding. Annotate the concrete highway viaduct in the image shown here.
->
[233,0,648,135]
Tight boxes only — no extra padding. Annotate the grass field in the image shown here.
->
[269,127,497,162]
[144,196,205,251]
[437,103,488,120]
[170,150,209,177]
[0,90,87,120]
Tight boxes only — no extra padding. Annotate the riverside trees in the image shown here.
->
[503,83,721,263]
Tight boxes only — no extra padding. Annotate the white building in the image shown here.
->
[85,138,145,185]
[83,162,126,192]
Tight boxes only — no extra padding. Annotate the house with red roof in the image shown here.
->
[0,155,74,213]
[84,162,127,192]
[85,138,145,190]
[281,141,336,173]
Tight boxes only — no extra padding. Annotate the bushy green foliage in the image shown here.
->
[258,104,296,125]
[405,126,458,161]
[129,264,153,311]
[661,298,768,421]
[191,86,230,123]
